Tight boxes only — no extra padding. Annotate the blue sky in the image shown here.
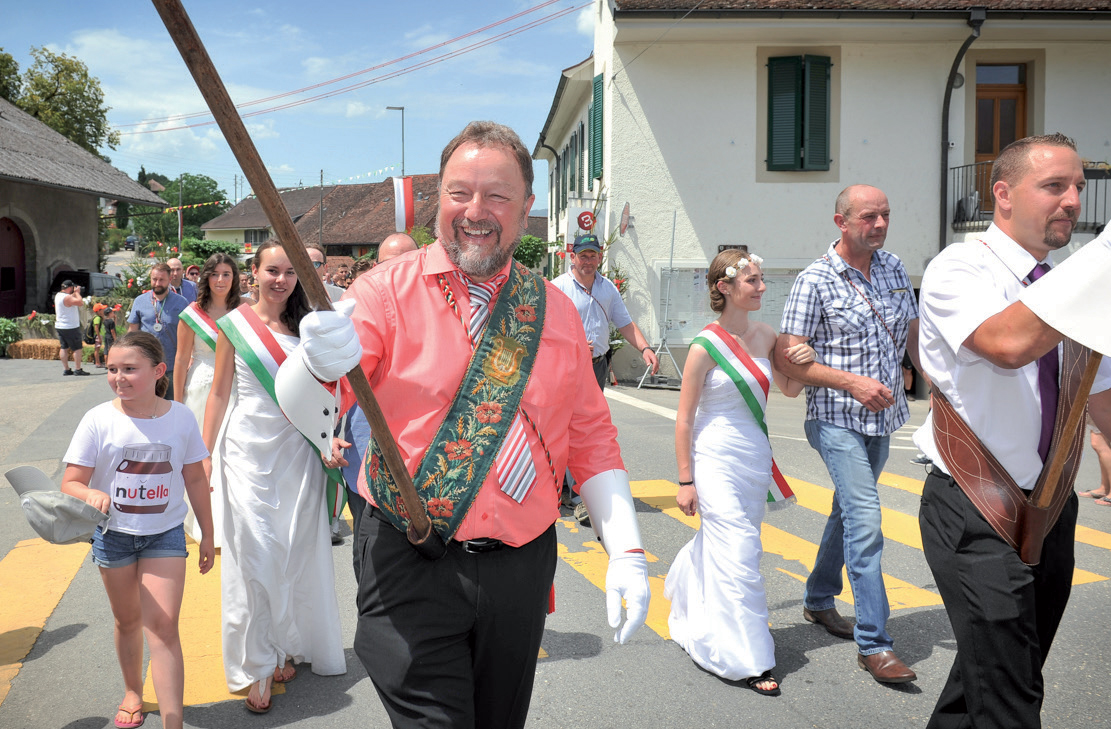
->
[2,1,595,210]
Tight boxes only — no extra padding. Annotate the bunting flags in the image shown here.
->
[393,175,414,233]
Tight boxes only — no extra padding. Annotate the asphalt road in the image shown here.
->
[2,358,1110,729]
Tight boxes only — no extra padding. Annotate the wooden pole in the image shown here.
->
[151,0,444,558]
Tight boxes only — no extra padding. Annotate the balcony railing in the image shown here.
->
[950,161,1110,235]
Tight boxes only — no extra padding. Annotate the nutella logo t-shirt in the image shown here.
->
[63,402,209,536]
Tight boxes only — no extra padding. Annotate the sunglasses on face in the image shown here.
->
[312,260,325,269]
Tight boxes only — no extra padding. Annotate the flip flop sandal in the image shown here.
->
[115,703,145,729]
[1078,490,1107,499]
[245,680,272,714]
[273,662,297,683]
[745,670,782,696]
[1094,495,1111,506]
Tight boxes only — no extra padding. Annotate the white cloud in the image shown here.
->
[577,6,596,38]
[245,120,279,140]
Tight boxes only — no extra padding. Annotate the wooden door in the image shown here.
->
[974,65,1027,212]
[0,217,26,317]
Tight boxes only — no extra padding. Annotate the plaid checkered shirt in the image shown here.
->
[780,242,918,436]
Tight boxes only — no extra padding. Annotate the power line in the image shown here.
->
[117,0,569,128]
[119,1,589,136]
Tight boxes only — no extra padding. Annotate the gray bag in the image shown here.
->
[5,466,108,545]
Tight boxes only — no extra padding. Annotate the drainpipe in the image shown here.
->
[939,7,987,253]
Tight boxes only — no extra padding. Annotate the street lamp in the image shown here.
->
[386,106,405,177]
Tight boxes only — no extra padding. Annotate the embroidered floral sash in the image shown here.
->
[366,262,547,540]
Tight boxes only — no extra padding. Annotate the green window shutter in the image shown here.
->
[802,55,831,171]
[767,54,831,171]
[590,73,604,180]
[767,56,803,171]
[587,106,594,191]
[569,134,578,194]
[579,121,586,192]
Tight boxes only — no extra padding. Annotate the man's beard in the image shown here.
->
[152,284,168,296]
[437,217,520,280]
[1043,213,1078,250]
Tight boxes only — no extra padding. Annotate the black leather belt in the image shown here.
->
[368,506,505,553]
[592,354,606,363]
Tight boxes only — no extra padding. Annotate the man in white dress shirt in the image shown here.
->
[915,132,1111,729]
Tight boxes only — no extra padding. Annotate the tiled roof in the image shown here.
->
[294,174,440,246]
[615,1,1111,11]
[525,215,548,240]
[201,186,339,230]
[0,98,167,207]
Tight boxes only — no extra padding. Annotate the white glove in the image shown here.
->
[605,551,649,644]
[578,469,650,644]
[300,298,361,382]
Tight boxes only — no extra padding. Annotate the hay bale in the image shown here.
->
[7,339,61,360]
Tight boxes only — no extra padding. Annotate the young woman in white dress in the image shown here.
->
[203,241,347,713]
[174,253,240,547]
[666,249,812,696]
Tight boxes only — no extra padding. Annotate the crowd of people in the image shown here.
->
[54,125,1111,729]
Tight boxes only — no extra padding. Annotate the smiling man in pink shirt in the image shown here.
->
[296,121,650,729]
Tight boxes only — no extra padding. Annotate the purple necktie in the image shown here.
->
[1027,262,1059,462]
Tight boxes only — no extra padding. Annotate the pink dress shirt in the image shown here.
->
[343,243,624,547]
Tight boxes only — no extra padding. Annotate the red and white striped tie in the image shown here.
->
[466,277,536,503]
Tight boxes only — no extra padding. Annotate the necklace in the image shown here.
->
[121,400,160,419]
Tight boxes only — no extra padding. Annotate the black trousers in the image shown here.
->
[920,469,1078,729]
[354,510,557,729]
[347,492,367,578]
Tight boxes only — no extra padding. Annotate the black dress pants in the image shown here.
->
[354,510,557,729]
[920,469,1078,729]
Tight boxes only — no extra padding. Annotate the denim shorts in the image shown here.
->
[91,523,188,568]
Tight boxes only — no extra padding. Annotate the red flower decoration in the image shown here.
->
[514,304,536,323]
[156,241,163,247]
[427,497,454,517]
[476,401,502,424]
[171,246,178,253]
[148,251,155,257]
[369,453,380,480]
[27,311,36,321]
[557,251,566,259]
[444,439,473,461]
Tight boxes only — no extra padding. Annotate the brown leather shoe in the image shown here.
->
[857,651,917,684]
[803,607,855,639]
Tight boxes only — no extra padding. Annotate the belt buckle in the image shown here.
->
[460,537,503,554]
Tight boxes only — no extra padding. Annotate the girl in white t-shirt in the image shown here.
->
[62,332,213,729]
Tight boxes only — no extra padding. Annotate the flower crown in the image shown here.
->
[722,254,764,280]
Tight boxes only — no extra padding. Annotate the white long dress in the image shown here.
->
[182,330,224,547]
[215,331,346,690]
[664,360,776,681]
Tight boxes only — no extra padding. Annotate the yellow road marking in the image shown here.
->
[1076,524,1111,551]
[630,480,943,610]
[785,476,925,551]
[0,539,89,705]
[142,545,284,711]
[878,471,924,496]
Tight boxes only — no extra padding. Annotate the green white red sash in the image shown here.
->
[690,322,795,508]
[179,302,218,351]
[217,304,347,522]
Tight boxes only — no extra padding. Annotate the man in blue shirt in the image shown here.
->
[774,184,920,684]
[167,257,197,303]
[552,233,658,389]
[128,262,189,399]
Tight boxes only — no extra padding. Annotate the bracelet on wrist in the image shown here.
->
[679,480,694,486]
[640,346,651,354]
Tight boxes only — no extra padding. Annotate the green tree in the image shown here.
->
[0,49,20,102]
[409,226,435,247]
[14,47,120,156]
[114,200,129,230]
[513,234,547,268]
[131,172,230,245]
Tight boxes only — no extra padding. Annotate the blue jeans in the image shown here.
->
[803,419,893,655]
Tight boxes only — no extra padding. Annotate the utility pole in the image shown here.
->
[387,106,405,176]
[178,173,183,244]
[319,169,324,248]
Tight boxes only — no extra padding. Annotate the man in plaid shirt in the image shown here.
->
[774,184,920,684]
